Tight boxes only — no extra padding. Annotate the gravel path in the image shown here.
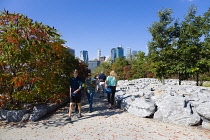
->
[0,92,210,140]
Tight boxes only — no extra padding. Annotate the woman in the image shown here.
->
[66,69,82,121]
[84,73,96,113]
[105,70,118,109]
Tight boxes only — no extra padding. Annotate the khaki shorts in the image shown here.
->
[99,82,105,89]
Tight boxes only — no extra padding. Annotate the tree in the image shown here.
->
[0,10,80,109]
[148,8,174,84]
[111,57,130,80]
[130,51,152,79]
[176,5,209,85]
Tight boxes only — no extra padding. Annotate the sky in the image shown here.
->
[1,0,209,60]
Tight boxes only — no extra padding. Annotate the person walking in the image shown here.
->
[98,71,106,98]
[105,70,118,109]
[66,69,83,121]
[84,73,97,113]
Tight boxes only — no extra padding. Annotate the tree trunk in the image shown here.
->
[162,75,165,85]
[196,72,199,86]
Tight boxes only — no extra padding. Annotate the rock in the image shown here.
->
[21,113,30,122]
[196,101,210,122]
[154,95,201,126]
[120,95,134,111]
[202,121,210,130]
[128,97,156,118]
[29,105,48,121]
[0,110,8,120]
[7,110,28,122]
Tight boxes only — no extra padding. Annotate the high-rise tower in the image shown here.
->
[80,50,89,64]
[97,49,101,60]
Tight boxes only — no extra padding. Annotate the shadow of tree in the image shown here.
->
[1,92,124,129]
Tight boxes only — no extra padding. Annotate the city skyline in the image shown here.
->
[1,0,209,60]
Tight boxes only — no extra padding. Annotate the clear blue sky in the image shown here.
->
[1,0,209,60]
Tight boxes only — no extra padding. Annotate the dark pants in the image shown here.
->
[107,86,116,105]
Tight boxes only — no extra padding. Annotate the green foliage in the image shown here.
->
[147,5,210,85]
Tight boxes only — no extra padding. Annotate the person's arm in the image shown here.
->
[91,80,97,87]
[105,76,109,86]
[73,79,82,94]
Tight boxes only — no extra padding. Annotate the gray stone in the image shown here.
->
[128,97,156,118]
[196,101,210,122]
[21,113,30,122]
[7,110,28,122]
[120,95,133,111]
[154,96,201,126]
[29,105,48,121]
[202,121,210,130]
[0,110,8,120]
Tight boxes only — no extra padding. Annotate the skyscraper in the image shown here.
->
[67,47,75,56]
[97,49,101,60]
[110,48,116,63]
[126,48,131,59]
[116,45,124,58]
[110,45,124,63]
[80,50,88,64]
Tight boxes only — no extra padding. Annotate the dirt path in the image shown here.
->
[0,92,210,140]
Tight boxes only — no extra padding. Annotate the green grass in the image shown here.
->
[203,82,210,87]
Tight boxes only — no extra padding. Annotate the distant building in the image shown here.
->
[111,45,124,63]
[99,56,106,63]
[126,48,131,59]
[97,49,101,60]
[88,60,100,73]
[132,50,138,59]
[132,50,137,56]
[67,47,75,56]
[116,45,124,58]
[111,48,116,63]
[80,50,89,64]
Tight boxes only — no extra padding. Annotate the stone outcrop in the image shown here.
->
[116,78,210,130]
[0,99,68,122]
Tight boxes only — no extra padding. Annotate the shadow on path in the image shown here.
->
[1,92,124,129]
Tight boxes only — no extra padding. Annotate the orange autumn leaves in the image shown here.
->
[0,10,81,109]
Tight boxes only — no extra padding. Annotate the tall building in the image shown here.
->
[97,49,101,60]
[116,45,124,58]
[80,50,89,64]
[126,48,131,59]
[110,48,116,63]
[67,47,75,56]
[132,50,137,56]
[88,60,100,73]
[110,45,124,63]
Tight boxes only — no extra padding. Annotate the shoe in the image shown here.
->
[66,117,71,121]
[77,114,82,118]
[108,105,113,109]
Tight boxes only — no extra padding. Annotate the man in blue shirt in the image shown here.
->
[66,69,82,122]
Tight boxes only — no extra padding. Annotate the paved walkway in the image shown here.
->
[0,92,210,140]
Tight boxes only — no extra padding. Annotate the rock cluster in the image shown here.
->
[0,103,66,122]
[115,78,210,130]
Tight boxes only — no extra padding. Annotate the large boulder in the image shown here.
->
[29,105,48,121]
[128,97,156,118]
[7,110,28,122]
[154,95,201,126]
[196,101,210,123]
